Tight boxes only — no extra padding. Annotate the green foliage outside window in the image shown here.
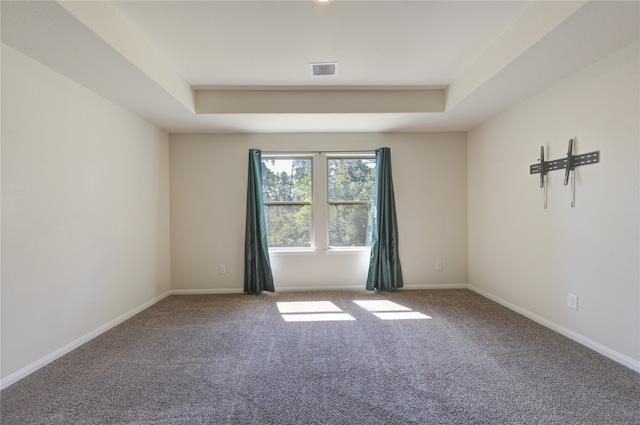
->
[262,159,312,248]
[261,156,375,249]
[328,158,376,247]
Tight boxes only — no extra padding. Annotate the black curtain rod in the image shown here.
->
[261,149,376,155]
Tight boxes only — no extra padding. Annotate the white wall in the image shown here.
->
[468,41,640,367]
[170,132,467,292]
[1,45,172,383]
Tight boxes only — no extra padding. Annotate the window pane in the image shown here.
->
[265,205,312,248]
[262,158,312,202]
[328,204,373,247]
[328,158,375,202]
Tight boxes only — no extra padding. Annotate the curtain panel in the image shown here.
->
[366,147,404,291]
[244,149,275,293]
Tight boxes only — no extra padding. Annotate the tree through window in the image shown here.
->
[327,157,375,247]
[262,154,375,250]
[262,158,312,248]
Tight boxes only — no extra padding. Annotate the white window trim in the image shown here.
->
[325,154,375,250]
[263,152,375,254]
[262,154,315,251]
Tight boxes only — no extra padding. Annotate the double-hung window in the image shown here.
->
[327,157,375,248]
[262,154,375,251]
[262,157,313,249]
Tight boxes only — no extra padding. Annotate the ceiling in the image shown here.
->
[2,0,639,133]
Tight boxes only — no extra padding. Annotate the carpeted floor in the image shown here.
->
[1,289,639,424]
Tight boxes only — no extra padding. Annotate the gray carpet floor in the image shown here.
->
[1,289,639,424]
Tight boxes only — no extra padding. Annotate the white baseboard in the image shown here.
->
[171,284,468,294]
[171,288,244,295]
[403,283,468,290]
[0,290,172,390]
[468,285,640,373]
[239,284,469,292]
[274,285,366,292]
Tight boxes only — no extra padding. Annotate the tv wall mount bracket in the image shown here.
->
[529,139,599,208]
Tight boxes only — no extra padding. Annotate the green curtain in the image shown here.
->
[244,149,275,293]
[366,147,403,291]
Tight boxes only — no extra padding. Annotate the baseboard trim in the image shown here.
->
[403,283,468,290]
[274,285,366,292]
[171,288,244,295]
[171,284,469,294]
[0,290,172,390]
[468,285,640,373]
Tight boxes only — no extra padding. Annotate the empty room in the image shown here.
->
[1,1,639,424]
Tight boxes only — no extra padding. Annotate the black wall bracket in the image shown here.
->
[529,139,599,208]
[529,151,599,175]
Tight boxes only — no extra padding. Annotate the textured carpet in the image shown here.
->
[1,289,639,424]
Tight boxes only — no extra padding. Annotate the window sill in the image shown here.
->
[268,249,317,256]
[267,247,371,256]
[325,247,371,255]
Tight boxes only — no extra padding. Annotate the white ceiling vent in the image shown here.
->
[310,62,338,76]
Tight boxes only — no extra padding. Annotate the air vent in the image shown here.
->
[310,62,338,76]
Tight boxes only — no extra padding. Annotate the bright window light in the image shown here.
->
[281,313,355,322]
[352,300,411,312]
[277,301,342,314]
[372,312,431,320]
[278,299,430,322]
[353,299,431,320]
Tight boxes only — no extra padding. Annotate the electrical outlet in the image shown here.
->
[219,265,227,275]
[567,293,578,310]
[435,261,443,271]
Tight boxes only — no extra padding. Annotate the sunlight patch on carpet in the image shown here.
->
[281,313,356,322]
[372,312,431,320]
[353,300,431,320]
[277,301,342,313]
[277,300,429,321]
[277,301,355,321]
[352,300,411,311]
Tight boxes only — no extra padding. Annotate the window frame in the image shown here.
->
[326,154,376,250]
[261,155,314,251]
[261,152,375,253]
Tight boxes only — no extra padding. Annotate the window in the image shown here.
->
[262,154,375,251]
[262,158,312,248]
[327,157,375,247]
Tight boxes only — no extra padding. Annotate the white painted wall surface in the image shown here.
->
[1,45,172,381]
[468,41,639,365]
[169,132,467,292]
